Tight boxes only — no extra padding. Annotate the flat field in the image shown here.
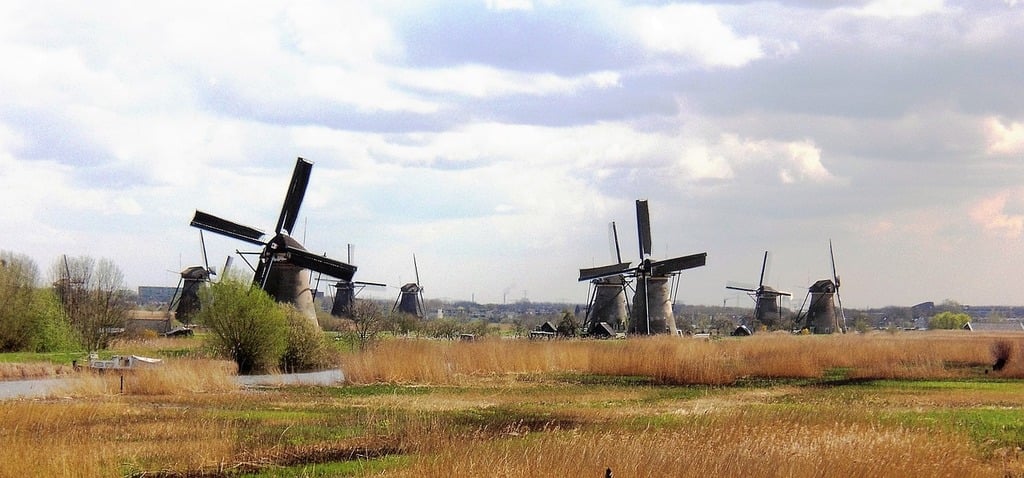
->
[1,331,1023,477]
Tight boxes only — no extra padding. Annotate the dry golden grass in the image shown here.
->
[389,409,994,477]
[0,398,242,477]
[110,335,206,356]
[62,359,238,397]
[0,361,73,380]
[344,332,1024,385]
[0,332,1022,477]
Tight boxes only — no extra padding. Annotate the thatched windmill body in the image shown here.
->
[168,231,235,323]
[580,200,707,335]
[795,240,847,334]
[726,251,791,331]
[189,157,356,325]
[629,200,707,335]
[578,221,631,335]
[329,244,385,317]
[392,255,425,318]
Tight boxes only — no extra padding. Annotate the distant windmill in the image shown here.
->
[726,251,791,331]
[330,244,386,317]
[189,157,356,325]
[53,254,85,321]
[581,200,707,335]
[794,240,846,334]
[578,221,631,335]
[167,237,234,324]
[392,254,425,318]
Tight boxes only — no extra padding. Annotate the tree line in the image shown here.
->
[0,250,128,353]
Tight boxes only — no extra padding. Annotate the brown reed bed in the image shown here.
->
[0,361,74,380]
[61,358,239,397]
[343,331,1024,385]
[389,408,996,477]
[0,332,1021,476]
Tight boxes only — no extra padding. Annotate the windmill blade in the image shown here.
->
[191,210,265,245]
[283,246,357,282]
[635,200,652,259]
[579,262,632,282]
[830,239,847,330]
[253,254,274,289]
[829,239,840,289]
[167,277,184,313]
[650,252,706,276]
[413,254,420,285]
[761,285,792,297]
[221,256,233,280]
[758,251,769,289]
[354,280,387,288]
[275,157,313,235]
[198,230,214,275]
[609,221,623,264]
[726,281,757,293]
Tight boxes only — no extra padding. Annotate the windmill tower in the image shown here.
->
[726,251,791,331]
[189,157,356,325]
[393,254,425,318]
[795,240,847,334]
[168,231,234,324]
[629,200,707,335]
[330,244,386,317]
[578,221,631,335]
[53,254,85,322]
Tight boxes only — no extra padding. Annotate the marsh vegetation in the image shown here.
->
[0,331,1022,476]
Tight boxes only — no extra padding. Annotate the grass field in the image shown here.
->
[0,331,1022,477]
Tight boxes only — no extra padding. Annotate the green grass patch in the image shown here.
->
[883,407,1024,453]
[239,455,410,477]
[0,350,84,364]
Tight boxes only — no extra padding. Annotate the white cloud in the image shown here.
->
[780,142,833,184]
[854,0,951,18]
[397,65,620,98]
[986,117,1024,155]
[627,4,764,68]
[283,3,402,66]
[485,0,535,11]
[717,134,835,185]
[970,191,1024,238]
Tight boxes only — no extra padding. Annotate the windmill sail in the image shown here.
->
[188,157,356,325]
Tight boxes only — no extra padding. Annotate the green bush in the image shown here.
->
[928,311,970,330]
[280,305,330,372]
[198,278,287,374]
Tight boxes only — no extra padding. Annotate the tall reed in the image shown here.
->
[62,359,238,396]
[389,407,994,477]
[343,332,1024,385]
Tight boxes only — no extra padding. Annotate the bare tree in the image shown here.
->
[51,256,132,351]
[350,300,387,351]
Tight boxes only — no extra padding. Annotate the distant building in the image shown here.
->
[962,320,1024,332]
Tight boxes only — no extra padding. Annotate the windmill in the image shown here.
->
[330,244,386,317]
[53,254,85,321]
[167,236,234,325]
[392,254,425,318]
[189,157,356,325]
[629,200,708,335]
[578,221,631,336]
[725,251,792,331]
[579,200,707,335]
[794,240,846,334]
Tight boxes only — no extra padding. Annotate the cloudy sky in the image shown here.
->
[2,0,1023,309]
